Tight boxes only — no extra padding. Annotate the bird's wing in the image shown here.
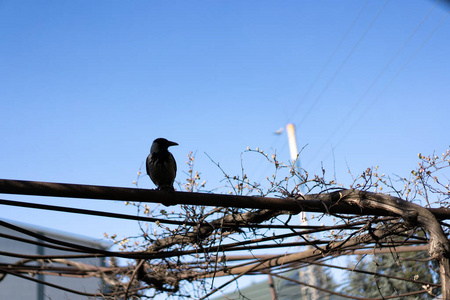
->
[170,152,177,173]
[146,154,152,176]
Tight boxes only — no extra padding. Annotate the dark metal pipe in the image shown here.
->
[1,179,449,218]
[0,179,301,211]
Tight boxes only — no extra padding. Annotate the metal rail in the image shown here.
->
[1,178,450,218]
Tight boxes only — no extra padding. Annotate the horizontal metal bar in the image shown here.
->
[0,179,301,211]
[0,179,449,218]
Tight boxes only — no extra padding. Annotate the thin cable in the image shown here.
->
[296,0,391,129]
[0,198,197,226]
[286,0,371,125]
[251,1,372,183]
[264,0,390,182]
[307,0,442,169]
[323,7,450,164]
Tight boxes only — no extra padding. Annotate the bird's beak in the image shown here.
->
[168,141,178,147]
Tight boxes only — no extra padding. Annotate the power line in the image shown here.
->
[295,0,391,130]
[308,6,450,172]
[259,0,390,186]
[0,198,196,226]
[286,0,371,125]
[253,1,376,182]
[306,0,443,170]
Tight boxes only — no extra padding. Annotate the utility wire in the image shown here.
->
[306,0,443,170]
[0,198,339,230]
[286,0,371,125]
[312,4,450,169]
[255,0,371,158]
[296,0,391,130]
[255,0,387,183]
[0,198,196,226]
[282,0,389,156]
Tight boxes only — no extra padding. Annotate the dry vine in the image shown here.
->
[0,148,448,299]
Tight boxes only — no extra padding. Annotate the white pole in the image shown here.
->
[286,123,306,224]
[286,123,319,300]
[286,123,299,163]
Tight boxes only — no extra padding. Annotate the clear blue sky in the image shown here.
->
[1,0,449,245]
